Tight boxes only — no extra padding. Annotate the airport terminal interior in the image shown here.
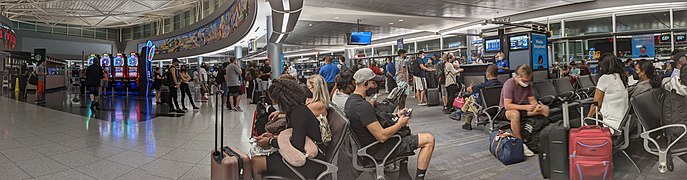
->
[1,0,687,179]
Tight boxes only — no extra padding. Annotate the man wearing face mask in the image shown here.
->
[413,51,436,106]
[346,68,436,180]
[499,65,549,157]
[495,52,510,73]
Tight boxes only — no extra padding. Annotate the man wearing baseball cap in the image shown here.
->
[345,68,436,180]
[167,58,184,114]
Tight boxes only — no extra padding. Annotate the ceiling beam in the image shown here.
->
[131,0,155,10]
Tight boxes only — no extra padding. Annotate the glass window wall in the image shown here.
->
[564,17,612,36]
[374,46,392,57]
[443,35,466,49]
[550,22,561,38]
[616,11,670,32]
[674,10,687,29]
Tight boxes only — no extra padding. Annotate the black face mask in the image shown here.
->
[633,72,640,80]
[365,88,377,97]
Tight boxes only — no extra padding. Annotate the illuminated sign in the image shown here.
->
[0,23,17,50]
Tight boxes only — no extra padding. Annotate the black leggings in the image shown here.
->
[446,84,459,108]
[180,83,196,108]
[169,86,181,110]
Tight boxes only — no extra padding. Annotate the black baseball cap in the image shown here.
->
[172,58,180,63]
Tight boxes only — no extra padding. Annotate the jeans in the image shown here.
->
[180,83,196,109]
[169,85,181,110]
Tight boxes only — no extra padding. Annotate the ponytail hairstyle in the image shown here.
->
[635,60,661,88]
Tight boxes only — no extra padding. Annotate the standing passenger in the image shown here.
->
[85,56,104,111]
[318,56,340,93]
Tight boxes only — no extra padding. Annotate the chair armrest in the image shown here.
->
[280,158,307,180]
[308,158,339,180]
[357,135,402,166]
[481,106,501,121]
[583,117,621,133]
[539,95,558,105]
[558,91,582,101]
[640,124,687,153]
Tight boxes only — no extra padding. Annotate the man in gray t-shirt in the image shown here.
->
[224,57,243,111]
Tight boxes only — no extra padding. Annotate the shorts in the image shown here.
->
[221,83,228,96]
[228,86,241,96]
[499,109,529,120]
[439,84,447,97]
[87,86,99,95]
[259,80,270,91]
[100,80,107,87]
[36,80,44,93]
[413,76,426,91]
[371,134,418,163]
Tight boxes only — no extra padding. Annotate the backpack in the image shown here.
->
[216,70,225,85]
[409,57,421,76]
[436,62,446,85]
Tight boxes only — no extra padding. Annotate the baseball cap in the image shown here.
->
[353,68,384,83]
[172,58,180,63]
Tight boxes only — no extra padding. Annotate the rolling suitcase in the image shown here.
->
[569,126,612,180]
[211,94,253,180]
[426,88,440,106]
[538,101,572,179]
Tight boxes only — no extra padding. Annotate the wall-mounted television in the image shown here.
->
[347,31,373,45]
[485,39,501,52]
[509,35,529,50]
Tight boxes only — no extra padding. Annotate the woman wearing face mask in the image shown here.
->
[588,53,629,134]
[629,60,662,97]
[442,52,463,113]
[495,52,510,73]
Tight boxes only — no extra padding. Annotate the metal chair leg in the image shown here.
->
[621,150,641,173]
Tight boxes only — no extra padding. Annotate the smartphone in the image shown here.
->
[404,108,414,116]
[372,93,380,99]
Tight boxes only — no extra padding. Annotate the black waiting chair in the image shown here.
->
[479,86,504,132]
[533,80,560,106]
[576,75,596,98]
[631,89,687,173]
[553,78,583,101]
[265,105,350,180]
[590,74,599,85]
[349,133,414,180]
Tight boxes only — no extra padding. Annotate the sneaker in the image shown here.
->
[418,103,427,106]
[176,109,186,113]
[193,107,200,110]
[523,145,535,157]
[462,123,473,130]
[443,108,451,114]
[234,107,243,112]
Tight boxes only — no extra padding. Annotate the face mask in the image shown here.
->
[365,88,377,97]
[498,57,504,61]
[518,80,529,87]
[640,49,647,54]
[633,72,641,80]
[272,104,280,111]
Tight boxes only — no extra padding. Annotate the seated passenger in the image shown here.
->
[629,60,662,97]
[499,65,549,157]
[252,79,325,180]
[462,64,502,130]
[331,70,356,113]
[345,68,435,180]
[587,53,629,135]
[306,75,330,118]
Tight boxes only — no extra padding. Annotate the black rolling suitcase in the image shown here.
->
[538,101,572,179]
[426,88,440,106]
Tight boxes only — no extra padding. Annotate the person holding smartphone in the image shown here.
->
[345,68,436,180]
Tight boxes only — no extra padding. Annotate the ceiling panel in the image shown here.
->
[284,20,417,46]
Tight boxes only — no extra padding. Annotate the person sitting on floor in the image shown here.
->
[499,65,550,157]
[345,68,436,180]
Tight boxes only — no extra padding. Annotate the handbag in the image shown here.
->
[452,87,466,109]
[316,114,332,143]
[277,128,319,167]
[28,73,38,85]
[265,116,287,134]
[489,129,525,165]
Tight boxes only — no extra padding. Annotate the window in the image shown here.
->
[164,18,172,33]
[442,35,466,49]
[36,24,52,33]
[68,25,81,36]
[122,28,132,41]
[550,22,562,38]
[53,25,67,35]
[189,8,196,25]
[173,14,181,30]
[82,28,95,38]
[107,29,119,41]
[403,43,415,53]
[616,11,670,32]
[203,0,210,17]
[96,28,107,40]
[564,17,612,36]
[17,22,35,31]
[375,46,392,56]
[133,26,142,39]
[143,24,152,38]
[184,11,191,27]
[675,10,687,29]
[12,21,19,29]
[417,39,441,51]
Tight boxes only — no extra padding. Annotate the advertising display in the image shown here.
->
[509,35,529,50]
[348,31,373,45]
[531,34,548,70]
[397,38,404,50]
[631,34,655,58]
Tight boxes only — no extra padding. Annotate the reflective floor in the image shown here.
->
[1,91,686,179]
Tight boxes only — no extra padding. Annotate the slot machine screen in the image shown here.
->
[88,54,96,65]
[127,53,139,78]
[113,54,125,78]
[128,67,138,78]
[114,67,124,77]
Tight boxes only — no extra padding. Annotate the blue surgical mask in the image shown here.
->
[498,57,504,61]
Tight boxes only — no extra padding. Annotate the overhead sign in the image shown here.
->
[632,34,655,58]
[0,23,17,50]
[397,38,404,50]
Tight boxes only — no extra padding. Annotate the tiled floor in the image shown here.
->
[1,93,687,179]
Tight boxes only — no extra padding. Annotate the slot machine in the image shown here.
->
[87,54,96,65]
[101,53,112,94]
[113,53,125,92]
[127,53,139,89]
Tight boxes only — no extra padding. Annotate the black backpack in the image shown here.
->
[409,57,421,76]
[436,62,446,85]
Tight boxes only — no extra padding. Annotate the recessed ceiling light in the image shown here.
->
[398,19,404,22]
[334,17,340,19]
[389,22,394,25]
[308,24,312,27]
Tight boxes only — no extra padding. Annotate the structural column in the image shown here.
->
[266,16,283,79]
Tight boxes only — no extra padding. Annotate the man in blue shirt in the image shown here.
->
[414,51,436,106]
[385,57,397,92]
[462,64,503,130]
[495,52,510,73]
[319,56,340,93]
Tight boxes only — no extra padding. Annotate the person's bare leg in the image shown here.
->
[421,90,427,103]
[235,95,241,108]
[505,110,522,138]
[229,95,236,110]
[251,156,267,180]
[416,133,435,170]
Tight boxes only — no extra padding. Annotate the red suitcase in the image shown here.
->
[569,125,613,180]
[211,94,253,180]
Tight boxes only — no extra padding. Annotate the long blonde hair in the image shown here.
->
[308,75,330,106]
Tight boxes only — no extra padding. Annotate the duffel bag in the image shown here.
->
[489,129,525,165]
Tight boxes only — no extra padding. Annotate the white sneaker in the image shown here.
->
[523,145,535,157]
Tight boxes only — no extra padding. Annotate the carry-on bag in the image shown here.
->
[489,126,525,165]
[427,88,440,106]
[538,101,573,179]
[569,125,613,180]
[211,94,253,180]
